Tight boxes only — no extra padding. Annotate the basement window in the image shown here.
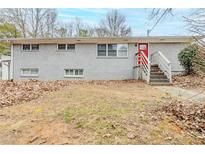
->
[21,68,39,77]
[64,69,84,78]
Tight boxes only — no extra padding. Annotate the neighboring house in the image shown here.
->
[4,36,201,85]
[0,54,11,80]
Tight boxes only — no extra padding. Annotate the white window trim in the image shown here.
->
[64,69,84,78]
[67,44,76,50]
[20,68,39,77]
[117,44,129,57]
[31,44,40,51]
[57,44,67,51]
[106,44,108,56]
[22,44,39,52]
[57,44,75,52]
[96,44,107,57]
[96,44,128,58]
[22,44,31,51]
[108,44,117,57]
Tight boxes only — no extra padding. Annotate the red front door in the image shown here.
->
[138,43,148,64]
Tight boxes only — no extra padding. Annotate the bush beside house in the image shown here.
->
[178,44,198,75]
[178,43,205,76]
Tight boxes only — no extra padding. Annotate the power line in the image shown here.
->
[147,9,172,36]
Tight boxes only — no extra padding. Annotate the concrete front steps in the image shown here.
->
[150,64,172,86]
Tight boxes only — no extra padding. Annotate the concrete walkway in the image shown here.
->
[156,86,205,103]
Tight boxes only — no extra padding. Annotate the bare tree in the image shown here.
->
[55,26,68,38]
[43,9,57,38]
[95,27,107,37]
[0,8,57,38]
[0,13,5,23]
[74,17,95,37]
[184,9,205,36]
[0,8,28,37]
[149,9,205,36]
[74,18,85,37]
[27,8,57,38]
[55,17,95,38]
[151,9,205,75]
[27,9,47,38]
[66,22,74,37]
[97,10,131,37]
[55,21,74,38]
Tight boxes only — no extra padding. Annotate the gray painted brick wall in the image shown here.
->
[149,43,187,73]
[12,42,187,80]
[13,44,137,80]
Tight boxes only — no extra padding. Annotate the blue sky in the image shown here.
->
[57,8,195,36]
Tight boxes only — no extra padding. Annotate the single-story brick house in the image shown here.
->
[1,36,202,85]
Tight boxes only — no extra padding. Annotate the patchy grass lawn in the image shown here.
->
[0,81,202,144]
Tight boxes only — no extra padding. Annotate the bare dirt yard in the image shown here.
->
[0,80,204,144]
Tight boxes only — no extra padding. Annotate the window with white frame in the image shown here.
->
[22,44,31,50]
[67,44,75,50]
[97,44,106,56]
[57,44,66,50]
[22,44,39,51]
[64,69,84,77]
[117,44,128,57]
[97,44,128,57]
[31,44,39,50]
[108,44,117,56]
[57,44,75,51]
[21,68,39,77]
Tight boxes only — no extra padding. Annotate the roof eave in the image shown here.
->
[1,36,203,44]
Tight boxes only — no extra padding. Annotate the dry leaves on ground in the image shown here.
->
[0,80,70,108]
[0,79,140,108]
[173,74,205,89]
[163,100,205,141]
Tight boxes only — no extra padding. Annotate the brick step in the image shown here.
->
[150,78,170,82]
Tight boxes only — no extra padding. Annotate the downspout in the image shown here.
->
[10,44,14,80]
